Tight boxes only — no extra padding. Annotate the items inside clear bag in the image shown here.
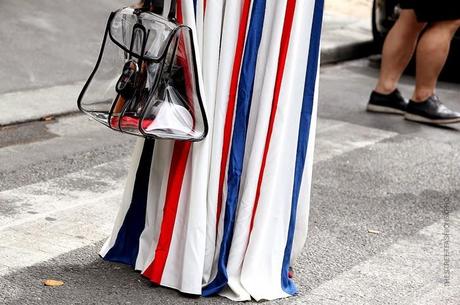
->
[78,8,208,141]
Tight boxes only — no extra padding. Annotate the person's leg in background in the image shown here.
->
[404,18,460,124]
[367,8,426,114]
[412,20,460,101]
[375,9,426,94]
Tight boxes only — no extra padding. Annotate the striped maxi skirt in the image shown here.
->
[100,0,324,301]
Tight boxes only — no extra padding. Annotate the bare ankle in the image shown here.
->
[375,84,397,95]
[411,90,433,102]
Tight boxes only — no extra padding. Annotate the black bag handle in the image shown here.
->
[143,0,177,21]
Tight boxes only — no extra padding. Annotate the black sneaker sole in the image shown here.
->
[366,104,405,115]
[404,113,460,124]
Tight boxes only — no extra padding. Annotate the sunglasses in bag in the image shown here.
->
[77,4,208,142]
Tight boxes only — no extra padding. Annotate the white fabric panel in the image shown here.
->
[135,141,174,271]
[158,0,209,294]
[161,0,172,18]
[204,0,244,285]
[239,0,316,300]
[159,152,202,293]
[219,0,288,301]
[290,68,320,265]
[198,0,226,284]
[195,0,205,55]
[99,138,145,257]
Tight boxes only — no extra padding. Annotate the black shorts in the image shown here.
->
[399,0,415,10]
[399,0,460,22]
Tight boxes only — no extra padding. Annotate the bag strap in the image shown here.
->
[143,0,177,21]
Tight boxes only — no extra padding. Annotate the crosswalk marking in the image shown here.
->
[0,160,128,275]
[0,160,128,230]
[315,119,397,162]
[295,211,460,305]
[0,118,396,277]
[0,192,120,275]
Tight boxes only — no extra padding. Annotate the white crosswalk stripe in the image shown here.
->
[0,161,128,275]
[0,118,396,278]
[294,211,460,305]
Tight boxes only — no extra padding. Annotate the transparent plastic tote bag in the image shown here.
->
[77,3,208,141]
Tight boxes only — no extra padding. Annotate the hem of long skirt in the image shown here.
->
[100,254,202,296]
[99,253,137,270]
[99,254,296,300]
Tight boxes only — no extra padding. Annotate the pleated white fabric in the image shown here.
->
[100,0,324,301]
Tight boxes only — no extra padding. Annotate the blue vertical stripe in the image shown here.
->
[202,0,267,296]
[103,140,155,267]
[281,0,324,296]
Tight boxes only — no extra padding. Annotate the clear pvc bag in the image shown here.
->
[77,5,208,141]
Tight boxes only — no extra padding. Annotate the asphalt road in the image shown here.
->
[0,0,126,95]
[1,59,459,305]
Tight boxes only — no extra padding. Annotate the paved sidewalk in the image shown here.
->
[322,0,374,64]
[321,12,373,64]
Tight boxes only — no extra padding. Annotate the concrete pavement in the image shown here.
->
[321,0,374,65]
[0,60,459,304]
[0,0,126,95]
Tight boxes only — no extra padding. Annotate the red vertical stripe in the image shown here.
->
[143,0,193,283]
[249,0,297,232]
[215,0,253,234]
[176,0,184,23]
[142,142,191,283]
